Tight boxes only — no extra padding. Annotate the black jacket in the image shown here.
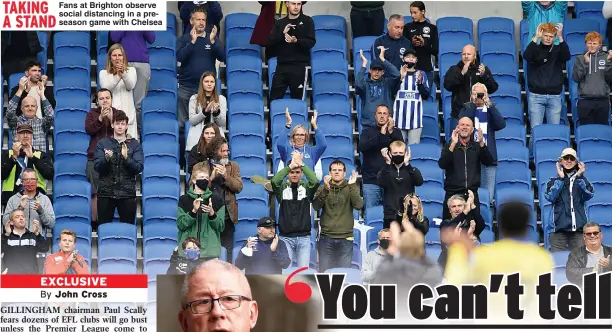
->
[458,102,507,164]
[93,137,144,199]
[9,85,57,113]
[438,139,494,193]
[394,212,430,236]
[566,245,612,286]
[1,32,43,60]
[377,163,423,220]
[1,229,49,274]
[357,125,404,185]
[166,248,211,275]
[350,1,384,10]
[523,40,571,95]
[437,210,486,271]
[443,59,499,118]
[403,20,439,73]
[267,14,316,66]
[1,149,54,205]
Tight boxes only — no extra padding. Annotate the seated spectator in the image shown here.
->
[312,161,363,272]
[271,151,319,267]
[403,1,438,87]
[544,148,594,252]
[371,14,412,70]
[571,32,612,126]
[356,49,400,128]
[9,61,56,115]
[85,89,117,228]
[186,72,227,151]
[44,230,89,274]
[6,75,54,151]
[1,124,54,206]
[109,31,156,134]
[1,211,48,274]
[267,1,315,102]
[566,222,612,286]
[235,217,291,274]
[362,228,391,284]
[350,1,385,38]
[167,237,209,275]
[94,110,144,225]
[177,162,225,260]
[394,49,430,145]
[2,168,55,236]
[378,140,423,228]
[458,83,506,203]
[522,1,567,44]
[443,44,498,123]
[395,193,429,235]
[179,1,223,36]
[99,43,138,140]
[276,108,327,179]
[357,105,403,209]
[188,123,222,174]
[1,31,44,77]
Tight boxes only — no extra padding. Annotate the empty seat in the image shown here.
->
[147,73,177,100]
[227,77,263,101]
[532,124,570,162]
[313,15,346,38]
[53,72,91,100]
[144,242,176,272]
[98,243,137,274]
[53,32,90,58]
[497,146,529,170]
[409,143,441,170]
[575,124,612,150]
[352,36,376,69]
[496,124,527,150]
[495,101,524,125]
[579,146,612,173]
[229,121,266,149]
[489,82,521,105]
[54,200,90,225]
[477,17,515,42]
[142,162,181,197]
[311,35,347,61]
[236,157,267,181]
[365,205,384,226]
[586,196,612,229]
[149,53,177,77]
[54,56,90,79]
[437,17,473,40]
[98,222,137,247]
[420,117,441,145]
[417,187,445,223]
[313,77,349,103]
[143,140,180,164]
[419,167,444,190]
[317,116,353,147]
[228,95,265,124]
[143,118,179,144]
[167,12,177,34]
[574,2,604,19]
[148,31,176,57]
[142,95,177,122]
[226,30,261,58]
[53,180,91,207]
[320,143,354,168]
[311,59,349,82]
[226,55,262,81]
[143,195,179,225]
[143,223,178,247]
[224,13,258,36]
[54,123,89,167]
[494,166,532,200]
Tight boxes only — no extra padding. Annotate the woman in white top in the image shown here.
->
[99,43,138,140]
[186,71,227,150]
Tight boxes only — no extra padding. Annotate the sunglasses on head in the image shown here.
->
[562,155,576,161]
[584,231,600,237]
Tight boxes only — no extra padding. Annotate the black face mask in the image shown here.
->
[195,179,209,191]
[391,154,404,165]
[379,239,390,250]
[404,61,416,69]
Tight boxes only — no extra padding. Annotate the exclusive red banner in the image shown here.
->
[0,275,148,288]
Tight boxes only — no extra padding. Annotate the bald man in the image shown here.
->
[179,260,258,332]
[438,116,494,220]
[6,75,54,152]
[443,44,498,121]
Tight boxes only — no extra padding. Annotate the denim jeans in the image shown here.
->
[528,92,562,157]
[317,235,353,273]
[362,183,383,210]
[481,164,496,203]
[280,235,311,267]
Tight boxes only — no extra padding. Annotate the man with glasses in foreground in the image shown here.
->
[566,222,612,287]
[179,260,258,332]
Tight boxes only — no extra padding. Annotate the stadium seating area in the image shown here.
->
[3,1,612,314]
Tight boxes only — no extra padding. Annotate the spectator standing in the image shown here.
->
[371,14,413,70]
[186,72,227,151]
[350,2,385,38]
[167,237,209,275]
[356,49,401,128]
[267,1,316,101]
[93,111,144,225]
[177,162,226,260]
[1,124,54,206]
[362,228,391,284]
[1,211,48,274]
[443,44,498,122]
[270,152,319,267]
[394,49,430,144]
[378,141,423,228]
[9,61,56,116]
[571,32,612,126]
[1,31,44,77]
[179,1,223,36]
[604,2,612,48]
[566,222,612,286]
[522,1,567,44]
[99,44,139,140]
[403,1,438,87]
[235,217,292,274]
[6,76,54,152]
[395,193,429,235]
[458,83,506,203]
[357,105,403,210]
[109,31,156,134]
[187,123,223,174]
[312,162,363,272]
[438,117,494,220]
[44,230,89,274]
[544,148,594,252]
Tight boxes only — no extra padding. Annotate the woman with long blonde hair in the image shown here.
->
[99,43,138,139]
[396,193,430,236]
[186,72,227,150]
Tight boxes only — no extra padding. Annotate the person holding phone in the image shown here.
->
[44,230,89,275]
[395,193,429,236]
[566,222,612,287]
[235,217,291,274]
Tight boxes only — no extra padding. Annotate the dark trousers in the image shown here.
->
[350,8,385,38]
[549,231,584,252]
[269,63,306,101]
[97,197,137,224]
[383,218,395,229]
[317,235,353,273]
[220,217,235,263]
[577,99,610,126]
[443,190,481,221]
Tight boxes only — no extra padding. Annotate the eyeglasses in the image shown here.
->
[562,155,576,161]
[183,295,252,314]
[584,231,600,237]
[407,193,420,198]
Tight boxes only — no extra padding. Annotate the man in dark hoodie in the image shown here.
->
[312,161,363,273]
[572,31,612,126]
[271,151,319,268]
[371,14,413,70]
[350,1,385,38]
[268,1,316,102]
[235,217,292,274]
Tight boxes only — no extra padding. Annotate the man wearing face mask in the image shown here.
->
[235,217,291,274]
[167,237,208,275]
[544,148,594,252]
[362,228,391,284]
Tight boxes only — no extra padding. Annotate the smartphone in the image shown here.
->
[476,92,484,99]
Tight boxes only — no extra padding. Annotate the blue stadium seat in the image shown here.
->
[365,205,384,226]
[228,95,265,124]
[586,196,612,230]
[236,183,269,213]
[227,77,264,100]
[532,124,570,162]
[416,187,445,223]
[229,121,266,151]
[53,180,90,207]
[147,73,177,100]
[552,251,570,268]
[149,53,177,77]
[497,146,529,170]
[142,95,177,123]
[53,72,91,100]
[324,268,362,284]
[579,146,612,174]
[53,124,89,169]
[53,221,92,246]
[36,31,48,73]
[575,124,612,151]
[351,247,362,270]
[574,1,604,19]
[320,143,354,169]
[520,19,530,50]
[409,143,441,170]
[98,222,137,247]
[425,227,441,246]
[419,167,444,191]
[144,242,175,273]
[495,101,524,125]
[477,17,515,42]
[366,228,380,252]
[481,47,518,83]
[270,99,308,140]
[143,223,178,248]
[311,35,347,61]
[53,160,87,183]
[227,30,261,58]
[232,140,266,166]
[54,56,90,80]
[98,243,137,274]
[437,17,473,40]
[148,31,176,57]
[54,200,90,225]
[494,166,532,201]
[142,162,181,198]
[420,117,441,145]
[53,32,90,58]
[563,19,601,56]
[311,59,349,82]
[143,118,179,144]
[478,188,494,231]
[167,12,177,34]
[313,15,346,38]
[226,55,262,81]
[235,157,267,181]
[315,100,351,120]
[317,116,353,147]
[489,82,521,105]
[143,195,179,225]
[496,124,527,150]
[352,36,376,69]
[313,77,349,103]
[422,101,438,121]
[143,140,180,164]
[224,13,258,37]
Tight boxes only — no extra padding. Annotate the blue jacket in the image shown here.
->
[235,237,292,274]
[458,102,506,164]
[371,33,413,70]
[176,33,225,90]
[544,171,594,233]
[522,1,567,45]
[277,126,327,173]
[355,60,400,128]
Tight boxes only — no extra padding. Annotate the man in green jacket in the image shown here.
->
[177,162,225,260]
[313,160,363,272]
[270,151,319,268]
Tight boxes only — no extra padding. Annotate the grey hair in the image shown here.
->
[471,82,488,94]
[389,14,403,22]
[447,194,466,208]
[583,222,601,233]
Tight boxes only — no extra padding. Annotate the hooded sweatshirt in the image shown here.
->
[312,180,363,239]
[523,40,571,95]
[572,50,612,100]
[355,59,401,127]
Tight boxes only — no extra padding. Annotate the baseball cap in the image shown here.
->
[403,49,417,57]
[16,123,33,134]
[370,59,385,70]
[257,217,277,227]
[560,148,577,160]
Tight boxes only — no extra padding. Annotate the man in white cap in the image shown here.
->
[544,147,595,252]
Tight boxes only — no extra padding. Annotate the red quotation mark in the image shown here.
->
[284,267,312,303]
